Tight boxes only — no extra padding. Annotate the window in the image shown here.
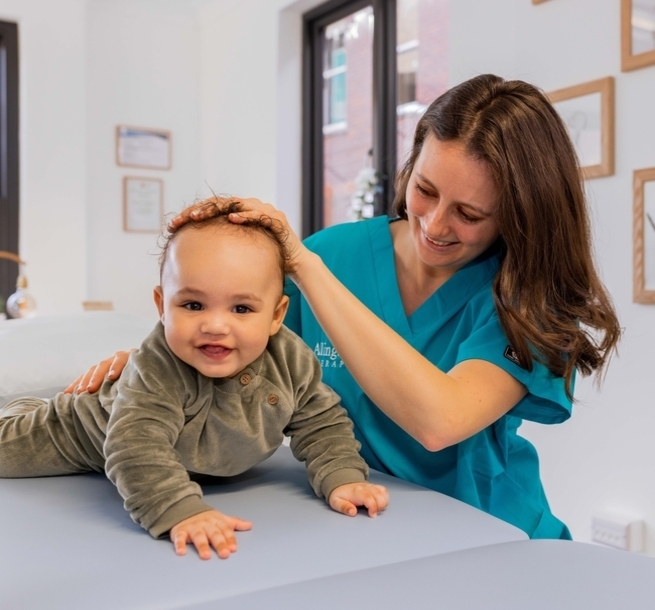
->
[303,0,449,235]
[0,21,19,306]
[323,28,348,130]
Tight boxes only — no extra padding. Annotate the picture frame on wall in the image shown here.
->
[123,176,164,234]
[548,76,615,180]
[621,0,655,71]
[116,125,172,170]
[633,167,655,304]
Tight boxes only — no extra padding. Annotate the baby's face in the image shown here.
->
[154,224,288,378]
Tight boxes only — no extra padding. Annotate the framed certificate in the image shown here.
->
[123,177,164,233]
[116,125,172,170]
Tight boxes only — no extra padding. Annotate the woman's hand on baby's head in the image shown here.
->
[226,198,307,272]
[328,482,389,518]
[169,509,253,560]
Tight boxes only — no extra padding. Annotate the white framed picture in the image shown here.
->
[116,125,171,170]
[123,177,164,233]
[548,77,614,180]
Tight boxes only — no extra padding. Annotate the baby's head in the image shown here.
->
[154,197,292,378]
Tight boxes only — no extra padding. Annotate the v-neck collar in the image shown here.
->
[368,216,500,338]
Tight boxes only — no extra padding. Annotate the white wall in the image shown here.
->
[85,0,204,318]
[0,0,87,316]
[5,0,655,555]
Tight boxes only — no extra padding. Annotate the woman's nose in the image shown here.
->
[423,205,450,236]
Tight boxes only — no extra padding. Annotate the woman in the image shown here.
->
[72,74,620,538]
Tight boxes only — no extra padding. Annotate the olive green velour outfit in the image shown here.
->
[0,324,368,538]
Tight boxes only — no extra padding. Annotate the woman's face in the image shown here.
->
[405,133,500,275]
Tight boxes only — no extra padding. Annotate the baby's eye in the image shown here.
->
[183,301,203,311]
[233,305,252,314]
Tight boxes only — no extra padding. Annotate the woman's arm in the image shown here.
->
[228,201,527,452]
[292,248,526,451]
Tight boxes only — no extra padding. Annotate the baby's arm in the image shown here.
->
[283,334,389,514]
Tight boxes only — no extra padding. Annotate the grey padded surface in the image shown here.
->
[0,446,525,609]
[203,539,655,610]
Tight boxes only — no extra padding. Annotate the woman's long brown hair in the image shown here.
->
[394,74,621,400]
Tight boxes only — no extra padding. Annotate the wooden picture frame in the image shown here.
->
[532,0,551,4]
[633,168,655,304]
[621,0,655,72]
[123,177,164,233]
[548,77,615,180]
[116,125,172,170]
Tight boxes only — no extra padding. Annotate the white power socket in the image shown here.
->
[591,514,645,552]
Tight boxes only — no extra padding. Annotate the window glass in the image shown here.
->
[397,0,449,168]
[322,6,374,227]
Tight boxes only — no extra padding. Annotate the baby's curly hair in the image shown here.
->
[159,196,294,289]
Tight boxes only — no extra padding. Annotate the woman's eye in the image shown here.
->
[233,305,251,314]
[415,184,430,196]
[183,302,203,311]
[459,210,481,223]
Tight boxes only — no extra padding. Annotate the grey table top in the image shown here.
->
[0,446,525,609]
[204,539,655,610]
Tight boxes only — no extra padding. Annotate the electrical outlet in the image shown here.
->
[591,514,644,552]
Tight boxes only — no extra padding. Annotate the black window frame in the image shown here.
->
[0,20,19,303]
[302,0,397,237]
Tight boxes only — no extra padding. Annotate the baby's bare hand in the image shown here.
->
[328,482,389,518]
[169,509,252,560]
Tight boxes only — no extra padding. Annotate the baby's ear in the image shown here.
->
[269,295,289,335]
[153,286,165,322]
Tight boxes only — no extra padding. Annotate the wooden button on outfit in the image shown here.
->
[267,394,279,405]
[240,373,251,385]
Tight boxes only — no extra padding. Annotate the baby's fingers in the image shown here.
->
[330,496,358,517]
[227,516,253,532]
[329,483,390,518]
[367,484,390,516]
[171,529,190,557]
[189,530,214,560]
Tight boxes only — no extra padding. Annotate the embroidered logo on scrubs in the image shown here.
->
[504,345,523,367]
[314,342,345,369]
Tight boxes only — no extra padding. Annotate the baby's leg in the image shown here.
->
[0,398,94,477]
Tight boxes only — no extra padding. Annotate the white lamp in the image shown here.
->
[0,250,37,318]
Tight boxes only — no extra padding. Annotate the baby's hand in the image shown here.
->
[328,482,389,518]
[169,509,252,560]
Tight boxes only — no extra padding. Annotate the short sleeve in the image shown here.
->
[456,309,572,425]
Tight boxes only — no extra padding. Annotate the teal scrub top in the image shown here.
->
[284,216,572,539]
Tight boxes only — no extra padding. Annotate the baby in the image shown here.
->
[0,197,388,560]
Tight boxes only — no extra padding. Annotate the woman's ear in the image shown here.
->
[153,286,165,322]
[269,295,290,336]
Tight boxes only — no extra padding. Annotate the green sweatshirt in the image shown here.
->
[53,323,367,538]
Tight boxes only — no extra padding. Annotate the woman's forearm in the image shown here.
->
[291,249,525,450]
